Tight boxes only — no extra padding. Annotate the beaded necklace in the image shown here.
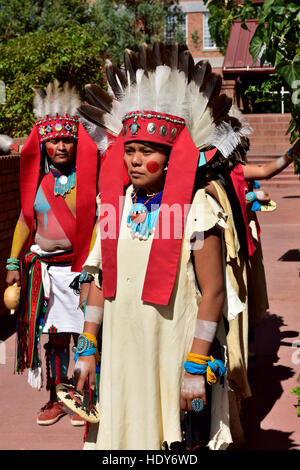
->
[49,164,76,197]
[127,189,163,240]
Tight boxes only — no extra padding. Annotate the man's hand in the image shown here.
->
[6,269,21,286]
[74,355,96,394]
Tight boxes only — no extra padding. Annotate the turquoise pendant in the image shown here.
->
[127,203,160,240]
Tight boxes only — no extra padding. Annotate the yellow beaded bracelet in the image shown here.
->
[80,332,99,362]
[81,332,98,348]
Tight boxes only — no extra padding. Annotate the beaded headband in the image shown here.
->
[121,111,185,146]
[35,113,79,144]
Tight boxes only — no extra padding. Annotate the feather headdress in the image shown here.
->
[78,41,251,163]
[31,80,82,144]
[33,80,81,119]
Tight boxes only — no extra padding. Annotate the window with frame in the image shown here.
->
[165,13,186,45]
[203,12,216,49]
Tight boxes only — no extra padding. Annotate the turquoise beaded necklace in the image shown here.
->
[49,164,76,197]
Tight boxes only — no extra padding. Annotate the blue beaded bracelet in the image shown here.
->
[246,191,257,203]
[74,347,97,363]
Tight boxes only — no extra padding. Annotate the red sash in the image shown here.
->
[230,164,256,257]
[41,172,76,246]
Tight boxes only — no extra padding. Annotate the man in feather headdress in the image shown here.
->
[5,81,98,426]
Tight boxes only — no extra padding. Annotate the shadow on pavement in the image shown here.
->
[0,313,16,342]
[241,313,298,450]
[278,249,300,262]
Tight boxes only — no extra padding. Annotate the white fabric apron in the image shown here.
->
[29,244,84,335]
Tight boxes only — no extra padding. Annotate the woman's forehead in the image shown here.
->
[124,141,170,154]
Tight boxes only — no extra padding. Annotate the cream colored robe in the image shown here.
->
[83,184,250,450]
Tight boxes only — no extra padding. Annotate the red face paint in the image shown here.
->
[146,161,160,174]
[47,147,54,157]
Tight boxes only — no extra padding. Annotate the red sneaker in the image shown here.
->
[70,413,86,426]
[37,400,67,425]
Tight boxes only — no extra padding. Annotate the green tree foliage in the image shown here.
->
[290,375,300,417]
[248,0,300,147]
[0,1,108,136]
[0,0,99,39]
[204,0,300,173]
[203,0,257,55]
[94,0,186,64]
[0,0,185,136]
[0,26,108,136]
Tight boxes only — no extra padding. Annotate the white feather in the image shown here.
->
[205,121,252,158]
[0,134,13,152]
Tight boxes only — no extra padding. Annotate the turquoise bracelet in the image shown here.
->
[6,264,20,271]
[7,258,19,265]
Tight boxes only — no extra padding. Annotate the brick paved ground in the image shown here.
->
[0,182,299,451]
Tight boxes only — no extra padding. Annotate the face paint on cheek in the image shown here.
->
[146,161,160,174]
[47,147,54,157]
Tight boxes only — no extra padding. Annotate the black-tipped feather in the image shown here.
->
[152,41,168,67]
[78,104,107,129]
[105,64,127,100]
[192,61,212,88]
[124,49,138,84]
[210,94,233,125]
[200,72,222,102]
[85,84,113,114]
[178,50,195,83]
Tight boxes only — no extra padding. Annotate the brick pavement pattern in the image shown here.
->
[0,182,299,450]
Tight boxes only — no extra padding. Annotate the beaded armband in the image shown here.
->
[78,270,94,284]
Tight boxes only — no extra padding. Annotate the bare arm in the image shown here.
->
[180,226,224,411]
[6,211,31,286]
[75,279,104,393]
[243,140,300,181]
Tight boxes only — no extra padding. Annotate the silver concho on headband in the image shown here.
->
[170,128,177,139]
[160,125,168,136]
[147,123,156,134]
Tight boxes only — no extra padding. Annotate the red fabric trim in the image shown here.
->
[72,123,98,272]
[20,126,41,238]
[142,126,200,305]
[99,134,125,299]
[230,164,256,257]
[204,147,218,163]
[41,173,76,246]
